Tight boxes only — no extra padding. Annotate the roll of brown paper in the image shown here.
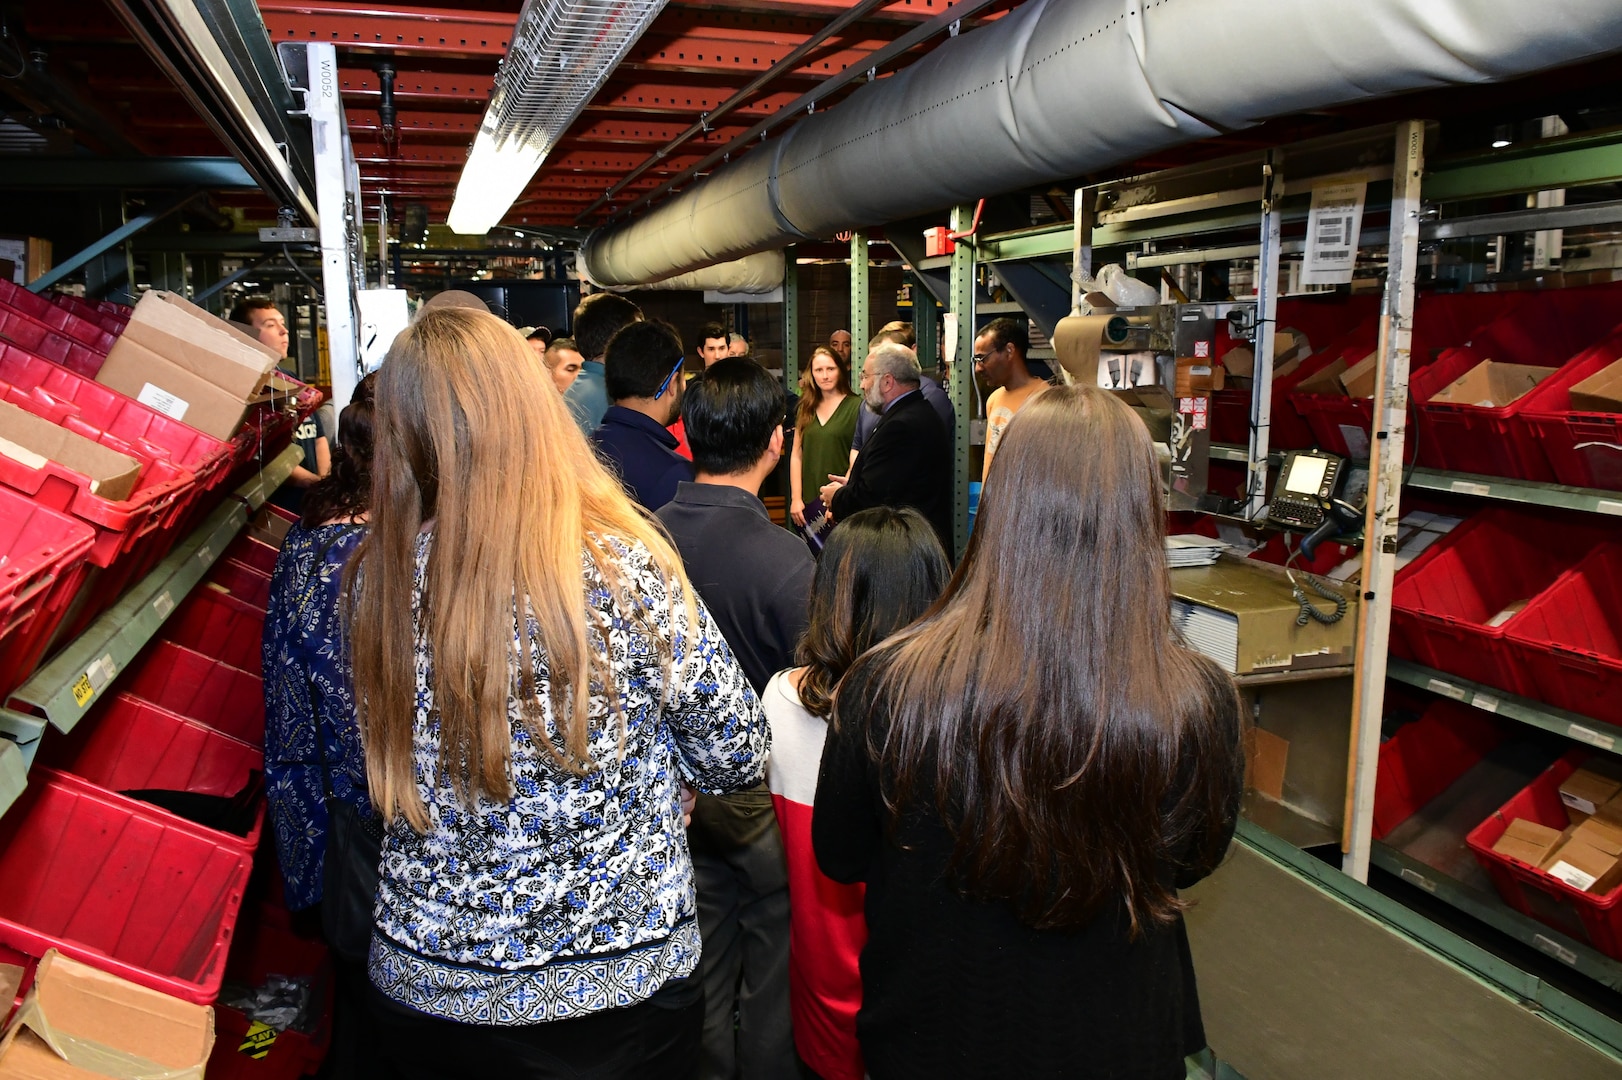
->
[1053,314,1129,380]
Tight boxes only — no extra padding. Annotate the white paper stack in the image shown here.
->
[1171,599,1240,673]
[1165,535,1228,568]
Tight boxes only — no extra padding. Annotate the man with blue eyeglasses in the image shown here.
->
[590,319,694,510]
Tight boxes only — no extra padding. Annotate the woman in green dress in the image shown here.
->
[791,346,859,529]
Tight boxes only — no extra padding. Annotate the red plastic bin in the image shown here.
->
[47,291,130,337]
[0,486,97,698]
[1517,329,1622,492]
[206,914,334,1080]
[223,534,280,576]
[0,306,104,377]
[161,581,266,673]
[45,693,264,851]
[0,279,117,354]
[207,558,273,611]
[0,769,252,1004]
[1507,542,1622,727]
[123,640,266,748]
[1373,700,1507,840]
[1466,750,1622,958]
[1389,508,1610,695]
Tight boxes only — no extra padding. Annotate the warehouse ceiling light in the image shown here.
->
[448,0,666,235]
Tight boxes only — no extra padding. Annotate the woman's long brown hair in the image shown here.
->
[796,346,852,432]
[849,385,1242,933]
[346,308,697,831]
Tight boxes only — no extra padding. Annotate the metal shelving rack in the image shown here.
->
[0,444,301,819]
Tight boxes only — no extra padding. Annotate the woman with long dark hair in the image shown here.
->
[346,308,767,1076]
[813,385,1244,1079]
[765,508,948,1080]
[790,345,858,528]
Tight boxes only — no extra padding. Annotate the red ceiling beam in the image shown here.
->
[565,118,748,148]
[355,148,468,166]
[349,108,480,137]
[586,82,800,119]
[258,1,517,58]
[339,68,494,104]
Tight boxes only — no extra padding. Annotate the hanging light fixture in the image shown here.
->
[448,0,668,234]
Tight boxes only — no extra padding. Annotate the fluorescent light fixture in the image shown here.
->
[447,0,669,234]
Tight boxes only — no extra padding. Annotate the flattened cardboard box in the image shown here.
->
[1110,385,1175,444]
[1568,358,1622,414]
[1170,557,1359,674]
[0,400,140,502]
[94,339,253,441]
[0,950,213,1079]
[108,291,278,401]
[1428,360,1556,408]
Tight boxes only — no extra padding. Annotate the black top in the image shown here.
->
[852,375,954,453]
[591,405,693,510]
[813,659,1243,1080]
[655,481,815,695]
[830,390,953,551]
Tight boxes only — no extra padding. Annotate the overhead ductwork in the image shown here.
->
[576,249,783,294]
[582,0,1622,287]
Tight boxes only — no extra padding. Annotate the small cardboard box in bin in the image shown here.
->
[0,400,141,501]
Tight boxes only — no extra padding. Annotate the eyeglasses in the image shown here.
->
[654,355,687,399]
[972,344,1003,365]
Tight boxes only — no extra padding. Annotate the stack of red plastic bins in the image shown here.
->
[1412,282,1622,479]
[1373,698,1508,841]
[0,279,118,356]
[46,291,130,338]
[0,487,96,699]
[1467,751,1622,959]
[1507,541,1622,726]
[206,913,334,1080]
[1389,507,1613,695]
[123,639,266,748]
[0,305,106,378]
[1516,327,1622,491]
[0,768,252,1004]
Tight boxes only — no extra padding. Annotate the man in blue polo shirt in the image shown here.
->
[590,319,693,509]
[564,291,642,436]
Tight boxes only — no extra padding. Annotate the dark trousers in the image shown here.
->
[366,976,702,1079]
[688,785,795,1080]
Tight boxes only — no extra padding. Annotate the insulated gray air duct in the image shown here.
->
[582,0,1622,287]
[575,249,783,293]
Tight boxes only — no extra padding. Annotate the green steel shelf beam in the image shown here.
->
[1241,820,1622,1058]
[850,230,870,370]
[783,247,800,392]
[1406,468,1622,518]
[975,224,1073,263]
[1426,130,1622,203]
[1370,841,1622,996]
[5,444,300,735]
[1388,659,1622,755]
[0,740,24,822]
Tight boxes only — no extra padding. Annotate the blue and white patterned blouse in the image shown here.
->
[368,531,768,1025]
[262,521,372,911]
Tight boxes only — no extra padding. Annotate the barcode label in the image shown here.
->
[1399,868,1436,893]
[1472,692,1501,713]
[1534,935,1579,966]
[1449,480,1492,497]
[1427,678,1468,702]
[153,590,174,619]
[1548,860,1599,892]
[1598,500,1622,516]
[136,383,189,421]
[197,545,214,566]
[1569,724,1617,752]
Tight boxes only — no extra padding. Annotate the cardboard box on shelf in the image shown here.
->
[1111,385,1175,444]
[1223,347,1254,379]
[1340,351,1379,398]
[1428,360,1557,408]
[0,400,141,502]
[1245,725,1290,800]
[1559,764,1622,823]
[1274,328,1311,370]
[1175,357,1225,396]
[109,291,279,400]
[0,237,50,286]
[94,339,254,441]
[1491,818,1565,866]
[1170,557,1360,675]
[1543,816,1622,894]
[1567,359,1622,414]
[1294,358,1349,397]
[0,950,213,1079]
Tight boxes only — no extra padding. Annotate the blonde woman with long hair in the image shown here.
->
[347,308,768,1076]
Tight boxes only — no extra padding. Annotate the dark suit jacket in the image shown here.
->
[830,390,953,551]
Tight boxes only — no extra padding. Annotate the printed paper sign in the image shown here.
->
[1303,179,1367,286]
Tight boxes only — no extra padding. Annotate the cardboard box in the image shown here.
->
[1274,328,1310,369]
[1491,817,1565,867]
[1245,725,1290,800]
[1340,351,1379,399]
[110,292,279,400]
[1223,347,1255,379]
[1568,359,1622,414]
[94,339,254,441]
[1170,557,1360,674]
[1428,360,1557,408]
[0,237,50,286]
[1544,817,1622,894]
[1111,385,1175,444]
[0,950,213,1079]
[1175,357,1225,396]
[0,400,140,502]
[1561,764,1622,823]
[1293,358,1349,397]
